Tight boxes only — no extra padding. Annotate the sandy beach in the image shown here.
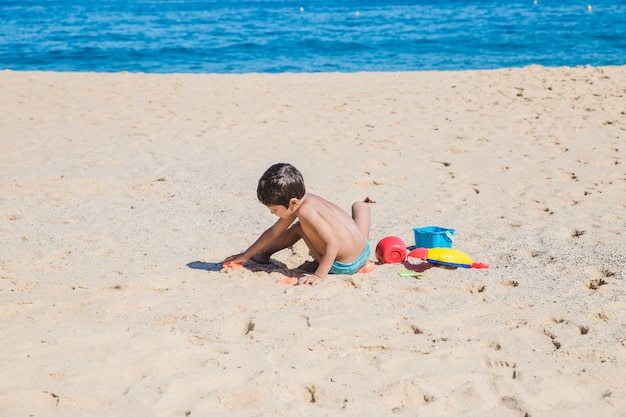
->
[1,66,625,416]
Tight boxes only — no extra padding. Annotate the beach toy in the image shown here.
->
[375,236,407,264]
[408,247,489,269]
[358,261,375,274]
[278,277,299,285]
[413,226,455,249]
[398,269,423,279]
[223,261,244,270]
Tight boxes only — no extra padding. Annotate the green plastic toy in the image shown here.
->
[398,269,423,279]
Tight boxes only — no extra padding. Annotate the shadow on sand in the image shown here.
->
[186,259,317,278]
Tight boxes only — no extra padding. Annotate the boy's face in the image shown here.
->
[267,204,291,218]
[267,198,299,219]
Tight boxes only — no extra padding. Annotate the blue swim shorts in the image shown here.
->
[329,241,370,275]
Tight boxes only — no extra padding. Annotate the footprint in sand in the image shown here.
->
[586,278,608,290]
[595,311,610,322]
[485,359,518,381]
[542,328,562,350]
[244,318,255,335]
[467,284,486,294]
[485,359,516,369]
[550,316,566,324]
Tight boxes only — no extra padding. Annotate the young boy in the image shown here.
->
[224,163,371,286]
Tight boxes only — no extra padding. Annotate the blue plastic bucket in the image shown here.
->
[413,226,455,248]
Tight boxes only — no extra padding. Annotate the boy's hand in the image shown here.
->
[298,273,324,286]
[223,253,248,269]
[224,253,247,264]
[223,260,244,270]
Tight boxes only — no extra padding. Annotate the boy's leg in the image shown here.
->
[252,221,305,263]
[352,201,371,240]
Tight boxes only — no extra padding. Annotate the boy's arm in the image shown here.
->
[297,207,338,285]
[312,239,338,280]
[224,214,295,263]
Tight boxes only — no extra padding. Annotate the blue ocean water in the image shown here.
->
[1,0,625,73]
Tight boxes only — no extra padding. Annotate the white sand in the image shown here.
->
[1,66,625,416]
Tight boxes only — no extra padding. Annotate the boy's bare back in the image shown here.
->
[296,193,367,265]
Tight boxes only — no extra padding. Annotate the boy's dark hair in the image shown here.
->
[257,163,306,207]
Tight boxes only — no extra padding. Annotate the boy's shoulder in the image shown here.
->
[300,193,330,207]
[297,193,336,217]
[296,193,321,214]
